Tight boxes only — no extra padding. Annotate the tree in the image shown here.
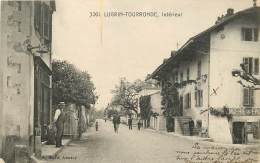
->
[111,78,146,115]
[232,63,260,89]
[139,95,151,127]
[52,60,98,106]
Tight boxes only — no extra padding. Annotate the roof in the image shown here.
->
[148,6,260,80]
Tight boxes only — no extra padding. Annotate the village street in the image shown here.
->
[46,120,260,163]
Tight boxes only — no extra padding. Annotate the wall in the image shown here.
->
[208,115,233,144]
[0,1,54,160]
[149,91,164,130]
[209,12,260,143]
[176,50,209,129]
[137,88,160,114]
[1,0,34,143]
[0,1,3,155]
[210,16,260,109]
[150,91,162,114]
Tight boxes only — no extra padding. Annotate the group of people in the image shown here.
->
[127,117,142,130]
[111,113,143,133]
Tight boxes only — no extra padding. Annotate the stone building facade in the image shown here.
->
[0,1,55,162]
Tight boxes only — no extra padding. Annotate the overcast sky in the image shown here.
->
[52,0,252,109]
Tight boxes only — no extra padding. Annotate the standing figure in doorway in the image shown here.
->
[54,102,66,147]
[189,119,194,136]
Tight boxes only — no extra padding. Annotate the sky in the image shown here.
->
[52,0,252,109]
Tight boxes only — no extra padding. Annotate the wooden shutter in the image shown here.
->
[243,58,249,73]
[254,28,259,42]
[199,90,203,107]
[250,89,254,106]
[243,88,249,106]
[187,68,190,81]
[197,61,201,79]
[195,91,197,106]
[188,93,191,108]
[249,58,253,74]
[42,4,50,40]
[254,58,259,75]
[34,1,41,33]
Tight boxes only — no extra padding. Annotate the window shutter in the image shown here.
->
[195,91,197,106]
[242,28,246,41]
[243,88,249,106]
[189,93,191,108]
[197,61,201,79]
[200,90,203,106]
[254,58,259,75]
[243,58,249,73]
[249,58,253,74]
[254,28,259,42]
[34,1,41,33]
[250,89,254,106]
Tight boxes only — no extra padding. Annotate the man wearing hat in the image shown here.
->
[54,102,66,147]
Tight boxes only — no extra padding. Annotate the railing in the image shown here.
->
[228,107,260,116]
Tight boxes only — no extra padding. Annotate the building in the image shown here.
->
[137,83,166,131]
[149,5,260,144]
[0,1,55,162]
[148,91,165,131]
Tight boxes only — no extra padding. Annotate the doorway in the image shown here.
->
[233,122,246,144]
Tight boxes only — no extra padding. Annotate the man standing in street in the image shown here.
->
[112,114,118,133]
[128,116,133,130]
[54,102,66,147]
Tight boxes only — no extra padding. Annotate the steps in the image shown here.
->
[175,116,192,136]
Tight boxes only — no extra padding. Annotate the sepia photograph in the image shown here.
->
[0,0,260,162]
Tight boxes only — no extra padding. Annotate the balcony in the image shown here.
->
[229,108,260,116]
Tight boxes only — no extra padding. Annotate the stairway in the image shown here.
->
[175,116,192,136]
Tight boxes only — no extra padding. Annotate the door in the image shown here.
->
[41,85,50,141]
[233,122,245,144]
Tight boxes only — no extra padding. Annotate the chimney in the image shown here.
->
[226,8,234,16]
[171,51,176,57]
[215,9,234,24]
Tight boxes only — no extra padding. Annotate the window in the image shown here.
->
[34,1,42,34]
[17,21,21,32]
[197,61,202,79]
[34,2,51,40]
[195,90,203,107]
[185,93,191,109]
[243,88,254,106]
[187,68,190,81]
[17,1,22,11]
[242,28,258,42]
[243,57,259,75]
[42,4,50,39]
[180,72,183,83]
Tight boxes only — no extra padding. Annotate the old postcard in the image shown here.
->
[0,0,260,163]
